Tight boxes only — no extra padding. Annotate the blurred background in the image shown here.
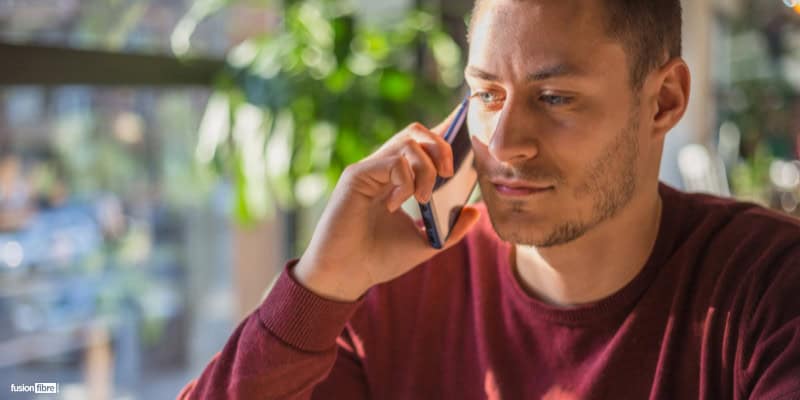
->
[0,0,798,398]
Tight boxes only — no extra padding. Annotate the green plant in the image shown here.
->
[184,0,464,225]
[714,9,800,203]
[721,80,796,202]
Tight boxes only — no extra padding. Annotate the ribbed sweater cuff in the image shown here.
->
[258,259,365,352]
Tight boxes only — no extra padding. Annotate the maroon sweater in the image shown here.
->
[178,183,800,399]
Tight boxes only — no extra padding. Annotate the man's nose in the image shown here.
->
[487,98,540,163]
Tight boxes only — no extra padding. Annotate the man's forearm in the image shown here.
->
[177,260,367,399]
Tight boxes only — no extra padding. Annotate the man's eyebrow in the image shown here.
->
[465,66,499,81]
[465,63,584,82]
[527,63,584,81]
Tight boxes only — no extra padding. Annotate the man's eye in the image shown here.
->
[540,94,573,106]
[475,91,501,105]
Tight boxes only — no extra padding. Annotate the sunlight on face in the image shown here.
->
[466,0,646,247]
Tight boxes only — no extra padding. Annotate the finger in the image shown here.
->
[374,108,461,177]
[386,155,415,212]
[441,206,481,250]
[406,123,454,178]
[401,139,438,203]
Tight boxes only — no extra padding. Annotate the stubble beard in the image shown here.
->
[495,104,641,248]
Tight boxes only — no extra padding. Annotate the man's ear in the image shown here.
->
[648,58,691,140]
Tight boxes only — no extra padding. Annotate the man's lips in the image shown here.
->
[490,179,554,197]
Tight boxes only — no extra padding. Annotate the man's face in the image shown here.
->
[466,0,653,247]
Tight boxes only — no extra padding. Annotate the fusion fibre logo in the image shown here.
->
[10,383,59,394]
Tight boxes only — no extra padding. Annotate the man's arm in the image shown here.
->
[177,115,481,399]
[177,260,369,400]
[738,247,800,400]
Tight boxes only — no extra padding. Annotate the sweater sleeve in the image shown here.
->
[738,247,800,400]
[176,259,369,399]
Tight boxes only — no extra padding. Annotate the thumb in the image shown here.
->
[441,205,482,250]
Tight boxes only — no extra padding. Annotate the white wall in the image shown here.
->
[660,0,715,188]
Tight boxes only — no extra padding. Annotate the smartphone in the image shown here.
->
[418,97,478,249]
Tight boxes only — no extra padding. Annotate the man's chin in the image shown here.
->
[497,227,586,248]
[484,206,589,248]
[484,209,550,246]
[484,199,545,224]
[496,230,550,247]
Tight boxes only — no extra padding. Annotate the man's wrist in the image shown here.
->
[292,258,368,303]
[260,259,366,352]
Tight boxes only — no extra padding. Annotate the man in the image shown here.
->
[179,0,800,398]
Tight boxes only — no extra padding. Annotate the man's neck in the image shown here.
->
[512,187,663,307]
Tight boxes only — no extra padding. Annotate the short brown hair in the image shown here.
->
[469,0,683,89]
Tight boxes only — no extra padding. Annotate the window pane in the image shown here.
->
[0,0,278,57]
[0,86,239,398]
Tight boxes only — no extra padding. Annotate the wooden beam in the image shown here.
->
[0,42,225,86]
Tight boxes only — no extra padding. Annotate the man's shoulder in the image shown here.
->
[670,186,798,233]
[663,184,800,265]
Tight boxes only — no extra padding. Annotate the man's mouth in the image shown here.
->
[490,178,555,197]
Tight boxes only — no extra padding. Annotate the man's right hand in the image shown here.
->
[293,112,482,302]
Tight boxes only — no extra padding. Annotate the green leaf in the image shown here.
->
[379,70,415,102]
[332,15,355,63]
[233,152,256,225]
[324,66,355,93]
[335,127,366,164]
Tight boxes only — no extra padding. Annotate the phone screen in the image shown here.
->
[418,98,478,249]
